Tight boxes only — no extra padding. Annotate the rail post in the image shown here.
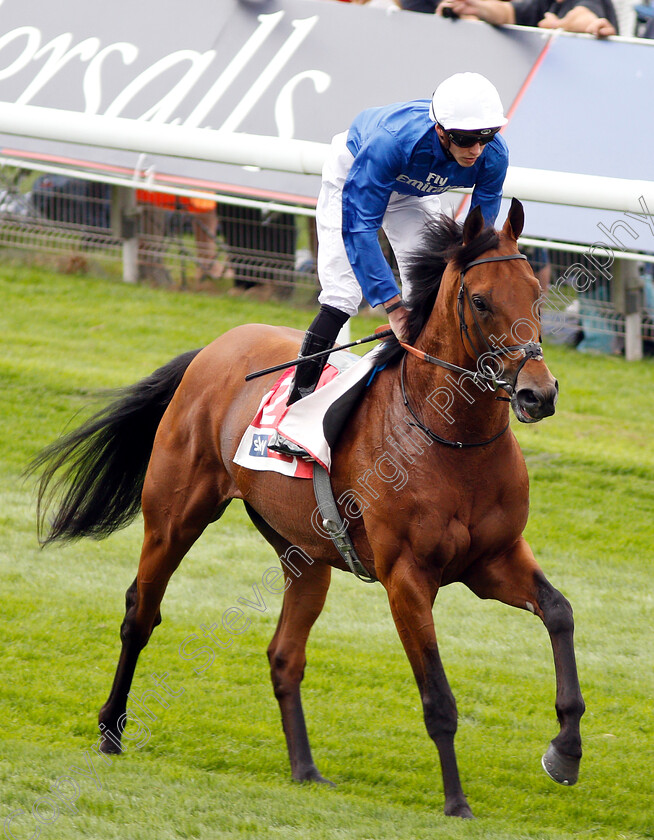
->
[612,258,644,361]
[111,186,139,284]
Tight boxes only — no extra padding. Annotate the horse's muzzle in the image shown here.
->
[512,379,559,423]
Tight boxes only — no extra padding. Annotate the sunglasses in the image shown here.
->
[442,127,501,148]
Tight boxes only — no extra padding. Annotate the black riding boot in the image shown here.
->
[286,304,349,404]
[268,304,348,458]
[286,330,334,406]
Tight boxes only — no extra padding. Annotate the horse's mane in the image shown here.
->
[374,214,500,368]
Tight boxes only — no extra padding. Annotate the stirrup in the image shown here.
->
[268,431,312,460]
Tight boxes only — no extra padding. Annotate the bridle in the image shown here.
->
[456,254,543,392]
[399,252,544,449]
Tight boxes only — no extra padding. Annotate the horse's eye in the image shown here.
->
[472,295,487,312]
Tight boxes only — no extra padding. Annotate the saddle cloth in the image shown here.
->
[233,345,383,478]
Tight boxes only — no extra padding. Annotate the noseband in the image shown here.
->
[399,251,544,449]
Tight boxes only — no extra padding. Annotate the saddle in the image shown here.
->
[234,346,383,582]
[234,346,383,475]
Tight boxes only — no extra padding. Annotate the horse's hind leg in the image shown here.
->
[462,537,585,785]
[98,453,228,753]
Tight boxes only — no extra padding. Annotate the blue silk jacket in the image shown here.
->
[342,99,508,307]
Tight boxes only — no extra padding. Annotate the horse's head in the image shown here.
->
[432,198,558,423]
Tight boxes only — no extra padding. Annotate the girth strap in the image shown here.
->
[312,463,377,583]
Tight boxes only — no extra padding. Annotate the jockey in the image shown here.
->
[269,72,508,456]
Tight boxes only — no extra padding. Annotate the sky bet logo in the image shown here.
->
[250,434,270,457]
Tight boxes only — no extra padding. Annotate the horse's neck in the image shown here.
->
[419,276,466,362]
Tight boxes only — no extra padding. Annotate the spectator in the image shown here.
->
[523,245,551,294]
[136,192,222,285]
[191,201,222,281]
[436,0,619,35]
[216,203,297,294]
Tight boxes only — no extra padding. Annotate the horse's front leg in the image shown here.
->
[384,558,473,819]
[267,559,333,785]
[462,537,585,785]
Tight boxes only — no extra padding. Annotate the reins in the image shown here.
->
[400,354,510,449]
[398,252,544,449]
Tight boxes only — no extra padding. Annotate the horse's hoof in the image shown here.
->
[293,766,335,786]
[312,774,335,787]
[444,799,474,819]
[99,734,122,754]
[541,743,580,786]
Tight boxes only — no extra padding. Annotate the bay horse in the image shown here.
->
[31,199,584,819]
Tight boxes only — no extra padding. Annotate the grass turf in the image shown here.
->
[1,264,652,839]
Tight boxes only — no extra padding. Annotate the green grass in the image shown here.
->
[1,264,653,839]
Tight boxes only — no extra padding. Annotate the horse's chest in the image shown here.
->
[411,488,525,577]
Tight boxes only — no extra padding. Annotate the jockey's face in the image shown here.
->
[436,125,485,168]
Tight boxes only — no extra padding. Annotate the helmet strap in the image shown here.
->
[435,124,455,161]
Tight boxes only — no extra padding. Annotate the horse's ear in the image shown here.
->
[503,197,524,241]
[462,206,484,244]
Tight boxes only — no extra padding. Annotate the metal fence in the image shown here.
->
[1,168,652,355]
[524,245,654,356]
[0,169,320,301]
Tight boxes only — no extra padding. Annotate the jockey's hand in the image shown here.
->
[383,296,410,342]
[388,307,410,342]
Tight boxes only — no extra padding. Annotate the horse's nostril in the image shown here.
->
[516,386,557,420]
[517,388,539,409]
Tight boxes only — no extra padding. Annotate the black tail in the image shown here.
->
[28,348,202,545]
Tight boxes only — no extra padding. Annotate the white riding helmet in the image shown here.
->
[429,73,508,131]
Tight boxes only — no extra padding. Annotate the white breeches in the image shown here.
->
[316,131,443,316]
